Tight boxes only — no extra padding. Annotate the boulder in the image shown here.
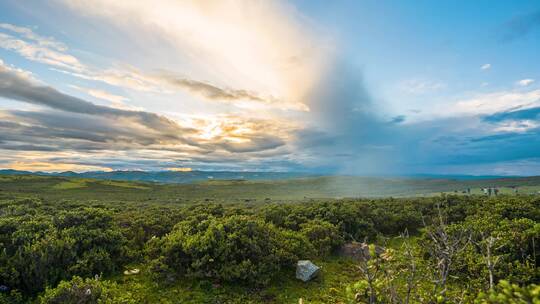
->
[339,242,385,261]
[339,242,370,261]
[295,260,320,282]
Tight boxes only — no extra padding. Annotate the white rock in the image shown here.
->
[123,268,140,275]
[295,260,320,282]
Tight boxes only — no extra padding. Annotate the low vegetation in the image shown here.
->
[0,175,538,303]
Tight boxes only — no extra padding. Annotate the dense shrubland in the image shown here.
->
[0,194,538,303]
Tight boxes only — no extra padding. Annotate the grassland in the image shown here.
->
[112,257,359,303]
[1,174,539,204]
[1,174,539,303]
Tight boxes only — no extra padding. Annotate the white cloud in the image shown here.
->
[0,57,39,82]
[60,0,329,111]
[493,120,539,133]
[481,63,491,70]
[84,88,128,104]
[68,85,146,111]
[516,79,535,86]
[1,21,309,112]
[411,88,540,122]
[454,89,540,115]
[0,24,84,71]
[0,23,67,51]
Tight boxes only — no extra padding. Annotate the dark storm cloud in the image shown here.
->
[483,107,540,122]
[295,57,540,174]
[295,60,405,174]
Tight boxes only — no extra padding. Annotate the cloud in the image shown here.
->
[483,107,540,123]
[452,89,540,116]
[1,161,111,172]
[481,63,491,70]
[60,0,328,110]
[71,86,128,103]
[1,18,315,113]
[0,61,188,135]
[499,10,540,42]
[0,25,83,71]
[516,79,535,86]
[493,120,539,133]
[0,61,294,161]
[69,85,144,111]
[0,23,67,51]
[2,6,539,174]
[160,75,309,111]
[390,115,406,124]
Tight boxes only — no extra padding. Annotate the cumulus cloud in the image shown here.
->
[516,79,535,86]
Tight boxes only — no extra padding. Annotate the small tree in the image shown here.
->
[424,203,470,301]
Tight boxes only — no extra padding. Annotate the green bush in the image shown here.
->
[474,280,540,303]
[146,215,312,285]
[39,276,135,304]
[300,219,343,256]
[0,208,128,294]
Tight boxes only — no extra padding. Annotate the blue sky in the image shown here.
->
[0,1,539,175]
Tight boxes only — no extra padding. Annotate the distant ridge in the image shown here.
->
[0,169,534,184]
[0,169,316,184]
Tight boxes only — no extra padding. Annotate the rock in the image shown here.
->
[296,260,320,282]
[339,242,385,261]
[339,242,370,261]
[123,268,140,275]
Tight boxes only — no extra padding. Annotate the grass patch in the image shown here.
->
[111,257,359,304]
[52,179,88,190]
[99,180,150,190]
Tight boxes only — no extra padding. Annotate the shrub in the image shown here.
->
[300,219,343,256]
[474,280,540,303]
[39,276,135,304]
[147,215,312,285]
[0,208,128,294]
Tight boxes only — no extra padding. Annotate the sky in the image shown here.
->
[0,0,539,175]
